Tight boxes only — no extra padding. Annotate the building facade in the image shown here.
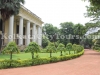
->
[1,5,43,46]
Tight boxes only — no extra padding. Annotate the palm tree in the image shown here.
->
[0,0,25,50]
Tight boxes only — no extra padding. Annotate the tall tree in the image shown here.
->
[42,23,59,47]
[0,0,25,50]
[83,0,100,21]
[74,23,86,44]
[60,22,74,45]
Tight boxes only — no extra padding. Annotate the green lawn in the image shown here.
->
[0,51,75,60]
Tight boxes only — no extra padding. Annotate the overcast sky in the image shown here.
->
[24,0,90,27]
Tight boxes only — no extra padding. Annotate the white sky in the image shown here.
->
[24,0,90,27]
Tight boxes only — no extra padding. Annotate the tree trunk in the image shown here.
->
[69,50,70,55]
[10,51,12,60]
[61,51,63,56]
[50,52,52,58]
[32,52,34,59]
[31,52,34,65]
[74,50,75,54]
[10,51,12,67]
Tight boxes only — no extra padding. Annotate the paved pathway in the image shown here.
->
[0,49,100,75]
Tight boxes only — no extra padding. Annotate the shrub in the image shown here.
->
[42,36,49,48]
[76,45,84,53]
[66,43,72,54]
[2,41,19,60]
[57,43,66,56]
[46,43,56,57]
[72,44,77,54]
[24,42,40,59]
[0,50,84,69]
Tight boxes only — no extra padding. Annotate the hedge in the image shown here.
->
[0,50,84,69]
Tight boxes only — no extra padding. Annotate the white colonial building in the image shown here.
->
[2,5,43,47]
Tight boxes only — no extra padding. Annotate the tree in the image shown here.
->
[83,0,100,21]
[42,36,49,48]
[2,41,19,60]
[42,23,59,42]
[60,22,74,45]
[25,42,40,59]
[72,44,77,54]
[66,43,72,54]
[57,43,65,56]
[74,23,86,44]
[46,43,56,57]
[0,0,25,50]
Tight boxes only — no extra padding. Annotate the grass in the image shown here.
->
[0,51,76,60]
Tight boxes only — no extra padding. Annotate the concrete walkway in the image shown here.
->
[0,49,100,75]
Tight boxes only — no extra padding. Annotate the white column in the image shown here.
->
[40,27,42,46]
[8,15,14,42]
[37,26,41,46]
[26,21,30,45]
[18,16,23,46]
[32,23,36,42]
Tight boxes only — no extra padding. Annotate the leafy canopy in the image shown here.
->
[83,0,100,21]
[2,41,19,54]
[66,43,72,51]
[25,42,40,53]
[57,43,65,51]
[0,0,25,20]
[46,43,56,53]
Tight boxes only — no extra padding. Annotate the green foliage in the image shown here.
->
[76,45,84,53]
[25,42,40,53]
[2,41,19,54]
[0,50,84,69]
[72,44,77,54]
[57,43,65,56]
[46,43,56,57]
[42,36,49,48]
[66,43,73,54]
[2,41,19,61]
[66,43,72,51]
[53,41,60,48]
[83,0,100,22]
[24,42,40,59]
[93,39,100,50]
[2,41,19,66]
[0,0,25,20]
[60,22,74,45]
[74,23,86,44]
[42,23,59,42]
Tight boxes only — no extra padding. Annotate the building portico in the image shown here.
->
[2,5,43,46]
